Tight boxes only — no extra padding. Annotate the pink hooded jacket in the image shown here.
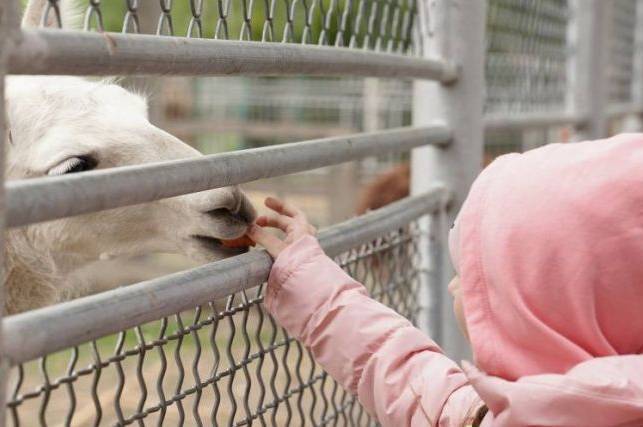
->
[264,133,643,426]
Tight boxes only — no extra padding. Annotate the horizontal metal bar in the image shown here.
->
[8,29,459,82]
[3,188,447,364]
[6,125,451,228]
[606,102,642,118]
[484,112,587,132]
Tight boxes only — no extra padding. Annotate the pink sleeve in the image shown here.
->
[466,355,643,427]
[264,236,483,427]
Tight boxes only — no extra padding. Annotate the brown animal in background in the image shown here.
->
[357,153,497,214]
[356,163,410,214]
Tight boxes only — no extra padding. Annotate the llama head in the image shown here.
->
[6,75,257,274]
[6,1,256,280]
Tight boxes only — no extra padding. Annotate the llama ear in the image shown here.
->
[22,0,82,29]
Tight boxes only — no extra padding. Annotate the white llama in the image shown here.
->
[5,0,256,314]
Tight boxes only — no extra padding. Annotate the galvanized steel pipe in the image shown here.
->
[484,112,588,132]
[8,29,459,81]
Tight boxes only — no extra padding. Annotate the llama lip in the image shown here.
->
[192,235,222,247]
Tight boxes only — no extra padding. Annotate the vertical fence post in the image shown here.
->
[411,0,486,360]
[629,0,643,131]
[568,0,611,140]
[0,2,19,424]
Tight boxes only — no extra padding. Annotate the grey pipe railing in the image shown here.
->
[3,187,448,364]
[606,102,643,118]
[484,112,588,132]
[8,29,459,82]
[6,125,451,227]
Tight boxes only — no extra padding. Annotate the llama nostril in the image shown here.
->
[207,205,255,225]
[236,197,257,224]
[205,192,256,225]
[206,208,242,222]
[230,209,252,224]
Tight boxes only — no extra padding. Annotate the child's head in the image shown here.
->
[447,134,643,380]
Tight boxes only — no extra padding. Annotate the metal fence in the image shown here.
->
[0,1,642,427]
[5,194,441,426]
[158,0,643,168]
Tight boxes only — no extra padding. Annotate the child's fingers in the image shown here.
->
[265,197,305,219]
[255,216,269,227]
[247,225,286,258]
[258,214,293,232]
[256,214,294,233]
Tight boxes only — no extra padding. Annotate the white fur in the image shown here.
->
[5,1,256,314]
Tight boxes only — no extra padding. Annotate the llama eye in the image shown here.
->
[48,156,98,176]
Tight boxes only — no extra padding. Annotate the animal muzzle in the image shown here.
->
[213,189,256,225]
[185,186,257,249]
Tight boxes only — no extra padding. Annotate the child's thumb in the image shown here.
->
[247,225,286,258]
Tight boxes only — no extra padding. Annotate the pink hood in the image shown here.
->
[264,133,643,426]
[451,133,643,381]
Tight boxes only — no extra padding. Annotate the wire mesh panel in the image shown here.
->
[485,0,570,115]
[608,0,638,105]
[38,0,420,55]
[7,224,423,426]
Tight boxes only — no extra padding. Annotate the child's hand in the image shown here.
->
[247,197,317,258]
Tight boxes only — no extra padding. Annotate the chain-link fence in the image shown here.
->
[485,0,570,116]
[484,0,643,149]
[7,221,424,426]
[43,0,420,54]
[609,0,638,105]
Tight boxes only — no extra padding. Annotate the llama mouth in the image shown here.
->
[191,235,249,256]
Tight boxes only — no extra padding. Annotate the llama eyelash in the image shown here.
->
[47,156,97,176]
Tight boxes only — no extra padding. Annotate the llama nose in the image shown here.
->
[232,199,256,224]
[232,192,256,224]
[208,194,256,225]
[239,196,257,224]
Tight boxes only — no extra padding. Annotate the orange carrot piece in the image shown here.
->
[221,235,256,248]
